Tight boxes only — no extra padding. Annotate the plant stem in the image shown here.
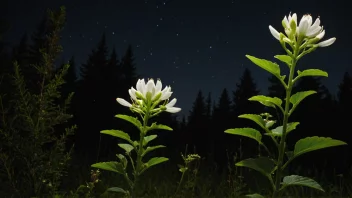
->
[272,42,300,198]
[175,169,187,196]
[131,111,150,197]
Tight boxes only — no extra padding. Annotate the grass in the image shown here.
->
[57,147,352,198]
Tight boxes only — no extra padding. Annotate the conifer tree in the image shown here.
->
[187,90,207,156]
[212,88,233,170]
[0,7,75,197]
[232,68,261,121]
[231,68,262,158]
[74,33,109,161]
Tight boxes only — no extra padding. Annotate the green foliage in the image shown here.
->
[235,157,276,185]
[0,6,76,197]
[292,137,347,160]
[245,55,286,86]
[225,128,263,145]
[115,114,142,129]
[92,88,177,196]
[274,55,292,68]
[248,95,283,111]
[280,175,324,192]
[91,162,125,174]
[225,13,346,198]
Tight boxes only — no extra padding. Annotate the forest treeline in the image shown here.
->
[0,7,351,197]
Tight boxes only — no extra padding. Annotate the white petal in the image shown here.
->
[116,98,132,108]
[291,13,297,25]
[160,87,172,100]
[161,91,172,101]
[315,30,325,40]
[155,80,162,93]
[166,98,177,107]
[137,79,145,95]
[307,15,313,27]
[317,37,336,47]
[306,26,322,37]
[283,16,289,28]
[136,79,141,91]
[310,17,320,30]
[146,79,155,92]
[129,87,137,101]
[298,16,309,36]
[269,25,280,40]
[166,107,181,113]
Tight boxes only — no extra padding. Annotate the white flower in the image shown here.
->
[132,78,173,101]
[297,14,322,38]
[317,37,336,47]
[269,25,280,40]
[269,13,336,48]
[269,13,297,41]
[282,13,297,36]
[165,98,181,113]
[116,78,181,114]
[116,98,132,108]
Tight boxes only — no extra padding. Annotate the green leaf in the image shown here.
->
[249,95,282,109]
[116,154,128,168]
[142,145,166,157]
[101,130,133,144]
[107,187,128,194]
[265,120,276,129]
[246,55,281,78]
[290,91,316,107]
[118,143,134,153]
[179,167,188,173]
[246,193,265,198]
[143,135,157,146]
[148,123,173,132]
[225,128,262,145]
[236,157,276,183]
[238,114,266,129]
[297,69,328,78]
[280,175,324,192]
[268,122,300,137]
[274,55,292,67]
[91,161,125,175]
[115,114,142,129]
[293,136,347,159]
[145,157,169,169]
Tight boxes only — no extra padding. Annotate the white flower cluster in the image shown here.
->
[117,78,181,114]
[269,13,335,47]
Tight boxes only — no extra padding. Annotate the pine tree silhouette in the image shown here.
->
[231,68,263,158]
[74,33,110,162]
[187,90,207,156]
[212,88,233,172]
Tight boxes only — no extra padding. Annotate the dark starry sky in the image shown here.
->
[2,0,351,116]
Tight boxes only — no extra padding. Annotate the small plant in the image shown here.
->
[67,169,102,198]
[225,13,347,197]
[175,150,201,196]
[91,78,181,197]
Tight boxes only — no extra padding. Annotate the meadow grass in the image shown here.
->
[59,147,352,198]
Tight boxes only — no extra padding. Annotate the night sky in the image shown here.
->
[2,0,351,116]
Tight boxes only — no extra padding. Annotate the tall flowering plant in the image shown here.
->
[91,78,181,197]
[225,13,346,198]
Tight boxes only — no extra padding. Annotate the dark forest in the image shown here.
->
[1,5,352,198]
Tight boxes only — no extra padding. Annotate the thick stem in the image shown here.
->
[131,110,150,197]
[272,41,300,198]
